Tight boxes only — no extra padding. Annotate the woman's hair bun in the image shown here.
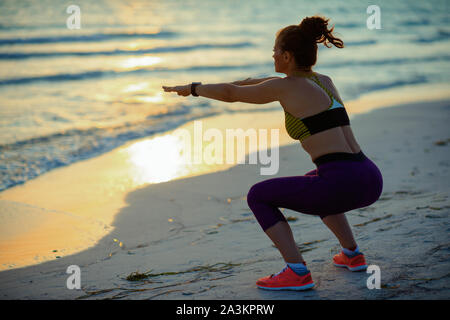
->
[275,15,344,68]
[299,15,344,48]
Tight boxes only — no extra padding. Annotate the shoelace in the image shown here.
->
[271,266,289,278]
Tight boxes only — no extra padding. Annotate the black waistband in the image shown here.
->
[313,150,366,166]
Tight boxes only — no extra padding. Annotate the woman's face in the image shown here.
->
[272,39,287,73]
[272,41,281,72]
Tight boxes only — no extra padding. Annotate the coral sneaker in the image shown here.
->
[333,251,368,271]
[256,265,315,291]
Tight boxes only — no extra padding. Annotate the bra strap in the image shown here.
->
[311,73,334,101]
[311,73,345,106]
[291,71,344,106]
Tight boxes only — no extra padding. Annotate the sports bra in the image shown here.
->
[284,72,350,142]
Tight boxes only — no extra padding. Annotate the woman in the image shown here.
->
[163,15,383,291]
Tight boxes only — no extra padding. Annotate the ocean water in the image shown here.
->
[0,0,449,192]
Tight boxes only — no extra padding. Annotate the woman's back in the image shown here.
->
[279,72,361,161]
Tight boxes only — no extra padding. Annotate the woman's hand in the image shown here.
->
[162,84,191,96]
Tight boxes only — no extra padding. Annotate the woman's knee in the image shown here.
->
[246,183,262,206]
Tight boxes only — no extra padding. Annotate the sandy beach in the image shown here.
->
[0,97,449,300]
[2,0,450,304]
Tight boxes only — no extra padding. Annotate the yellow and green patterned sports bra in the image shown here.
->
[285,72,350,142]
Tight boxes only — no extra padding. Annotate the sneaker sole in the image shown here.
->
[257,282,315,291]
[333,263,368,272]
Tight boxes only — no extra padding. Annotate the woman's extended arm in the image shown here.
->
[230,76,281,86]
[163,83,234,102]
[162,77,284,104]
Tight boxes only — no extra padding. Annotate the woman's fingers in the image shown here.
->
[162,85,180,93]
[163,85,189,96]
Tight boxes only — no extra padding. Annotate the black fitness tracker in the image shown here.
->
[191,82,202,96]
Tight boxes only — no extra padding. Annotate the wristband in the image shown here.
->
[191,82,202,96]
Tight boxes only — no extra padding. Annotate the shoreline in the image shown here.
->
[0,98,449,299]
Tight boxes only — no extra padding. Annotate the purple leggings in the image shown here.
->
[247,150,383,231]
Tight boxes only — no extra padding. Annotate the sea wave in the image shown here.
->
[347,75,429,97]
[0,41,254,60]
[321,54,450,69]
[0,30,178,46]
[413,29,450,43]
[0,62,262,86]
